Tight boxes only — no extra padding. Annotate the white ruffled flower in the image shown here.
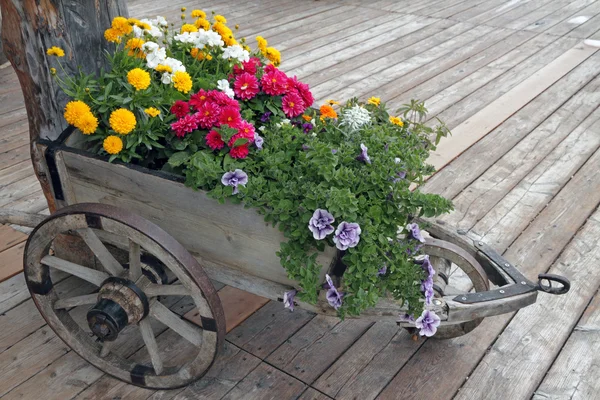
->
[258,126,266,132]
[173,32,197,44]
[198,30,225,47]
[222,45,250,63]
[132,19,163,39]
[217,79,235,98]
[339,105,371,132]
[160,57,186,84]
[150,16,168,27]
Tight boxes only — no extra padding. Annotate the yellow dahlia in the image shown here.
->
[125,38,146,58]
[74,112,98,135]
[389,116,404,127]
[172,71,193,93]
[195,18,210,30]
[181,23,198,33]
[256,36,267,54]
[109,108,137,135]
[127,68,151,91]
[112,16,132,36]
[144,107,160,117]
[265,47,281,66]
[46,46,65,57]
[155,64,173,73]
[104,28,121,43]
[367,97,381,106]
[64,101,91,125]
[103,136,123,155]
[191,10,206,19]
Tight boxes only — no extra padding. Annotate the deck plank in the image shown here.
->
[221,363,307,400]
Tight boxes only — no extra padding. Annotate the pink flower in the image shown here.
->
[233,57,261,75]
[260,69,289,96]
[219,106,242,128]
[212,90,240,110]
[289,76,314,108]
[234,73,259,100]
[282,91,304,118]
[196,102,221,129]
[229,143,249,159]
[264,64,276,74]
[171,114,199,138]
[206,130,225,150]
[237,120,256,140]
[189,90,210,110]
[170,100,190,118]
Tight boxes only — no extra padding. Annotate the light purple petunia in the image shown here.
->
[333,221,362,250]
[407,223,425,243]
[283,289,297,312]
[417,256,436,305]
[325,274,343,310]
[308,209,335,240]
[254,132,264,149]
[415,309,441,337]
[415,255,435,277]
[331,149,338,154]
[356,143,371,164]
[398,313,415,324]
[393,171,406,183]
[377,264,387,276]
[221,169,248,195]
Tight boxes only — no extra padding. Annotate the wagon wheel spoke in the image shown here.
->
[144,283,189,297]
[129,240,142,282]
[149,301,203,346]
[41,255,109,286]
[77,228,126,276]
[53,293,98,309]
[99,341,113,358]
[138,319,164,374]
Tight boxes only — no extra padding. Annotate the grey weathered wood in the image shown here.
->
[128,240,142,282]
[149,301,203,347]
[221,363,307,400]
[145,284,189,297]
[41,255,108,286]
[77,228,125,277]
[138,318,163,375]
[0,208,45,228]
[53,293,98,309]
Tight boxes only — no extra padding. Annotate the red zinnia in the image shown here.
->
[206,130,225,150]
[260,69,289,96]
[170,100,190,118]
[171,114,199,138]
[219,106,242,127]
[196,102,221,129]
[282,91,304,118]
[234,73,259,100]
[229,143,249,159]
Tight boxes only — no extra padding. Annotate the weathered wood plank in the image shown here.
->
[0,224,26,252]
[226,300,315,359]
[533,289,600,400]
[0,241,24,283]
[221,363,306,400]
[297,387,333,400]
[521,0,598,32]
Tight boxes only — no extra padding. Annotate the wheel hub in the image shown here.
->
[87,277,149,342]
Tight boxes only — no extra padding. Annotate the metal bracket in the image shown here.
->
[40,126,74,201]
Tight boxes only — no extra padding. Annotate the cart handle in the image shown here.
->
[0,209,47,228]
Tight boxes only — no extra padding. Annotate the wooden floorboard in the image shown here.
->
[1,0,600,398]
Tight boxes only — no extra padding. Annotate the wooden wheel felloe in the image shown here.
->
[23,203,226,389]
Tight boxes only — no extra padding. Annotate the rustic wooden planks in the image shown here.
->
[221,363,307,400]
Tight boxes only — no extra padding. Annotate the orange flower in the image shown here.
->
[302,115,312,122]
[319,104,337,121]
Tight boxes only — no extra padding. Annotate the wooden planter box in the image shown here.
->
[36,130,338,302]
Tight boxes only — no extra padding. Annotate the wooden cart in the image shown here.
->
[0,127,571,389]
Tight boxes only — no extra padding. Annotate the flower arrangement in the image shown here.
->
[47,9,452,336]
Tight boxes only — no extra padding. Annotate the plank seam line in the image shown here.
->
[451,201,600,399]
[440,17,581,40]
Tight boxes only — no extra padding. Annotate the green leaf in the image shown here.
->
[168,151,191,167]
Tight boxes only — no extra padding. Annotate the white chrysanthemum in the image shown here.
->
[197,30,225,47]
[160,57,186,84]
[222,45,250,63]
[217,79,235,98]
[132,19,163,39]
[143,42,167,68]
[150,16,168,27]
[339,105,372,132]
[173,32,196,44]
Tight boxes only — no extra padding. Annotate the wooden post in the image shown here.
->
[0,10,6,64]
[0,0,128,212]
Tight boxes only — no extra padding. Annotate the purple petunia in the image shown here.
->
[407,223,425,243]
[308,209,335,240]
[302,123,313,133]
[333,221,362,250]
[356,143,371,164]
[221,169,248,195]
[398,313,415,324]
[283,289,297,312]
[331,149,338,154]
[377,264,387,276]
[260,111,272,123]
[254,132,264,149]
[325,274,343,310]
[415,309,441,337]
[302,144,311,151]
[416,256,436,305]
[393,171,406,183]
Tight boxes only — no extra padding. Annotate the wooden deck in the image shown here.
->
[1,0,600,398]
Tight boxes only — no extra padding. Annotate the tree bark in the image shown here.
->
[0,0,128,211]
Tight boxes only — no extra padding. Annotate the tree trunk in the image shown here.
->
[0,10,6,64]
[0,0,128,212]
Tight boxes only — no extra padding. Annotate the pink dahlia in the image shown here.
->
[282,91,304,118]
[233,57,261,75]
[229,143,250,159]
[189,90,211,110]
[171,114,199,138]
[212,90,240,110]
[170,100,190,118]
[228,120,256,148]
[260,69,289,96]
[206,130,225,150]
[196,102,221,129]
[289,76,314,108]
[219,106,242,128]
[234,73,259,100]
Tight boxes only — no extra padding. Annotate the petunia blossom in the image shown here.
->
[407,223,425,243]
[325,274,343,310]
[356,143,371,164]
[333,222,361,250]
[254,132,264,149]
[221,169,248,194]
[283,289,297,312]
[415,309,441,337]
[308,209,335,240]
[377,264,387,276]
[398,313,415,324]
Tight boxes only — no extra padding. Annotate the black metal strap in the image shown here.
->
[41,126,75,201]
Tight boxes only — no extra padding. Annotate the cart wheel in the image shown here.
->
[421,237,490,339]
[23,203,225,389]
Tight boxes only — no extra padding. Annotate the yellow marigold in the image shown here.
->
[109,108,137,135]
[224,35,237,47]
[125,38,146,58]
[155,64,173,73]
[256,36,267,54]
[46,46,65,57]
[144,107,160,117]
[389,116,404,127]
[103,135,123,155]
[104,28,121,43]
[112,16,132,36]
[326,99,340,105]
[265,47,281,66]
[181,23,198,33]
[172,71,193,93]
[127,68,151,91]
[367,97,381,106]
[127,18,141,25]
[191,48,212,60]
[64,101,91,125]
[136,21,151,30]
[191,9,206,19]
[214,15,227,23]
[213,22,234,41]
[243,45,251,52]
[195,18,210,30]
[74,112,98,135]
[320,104,338,120]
